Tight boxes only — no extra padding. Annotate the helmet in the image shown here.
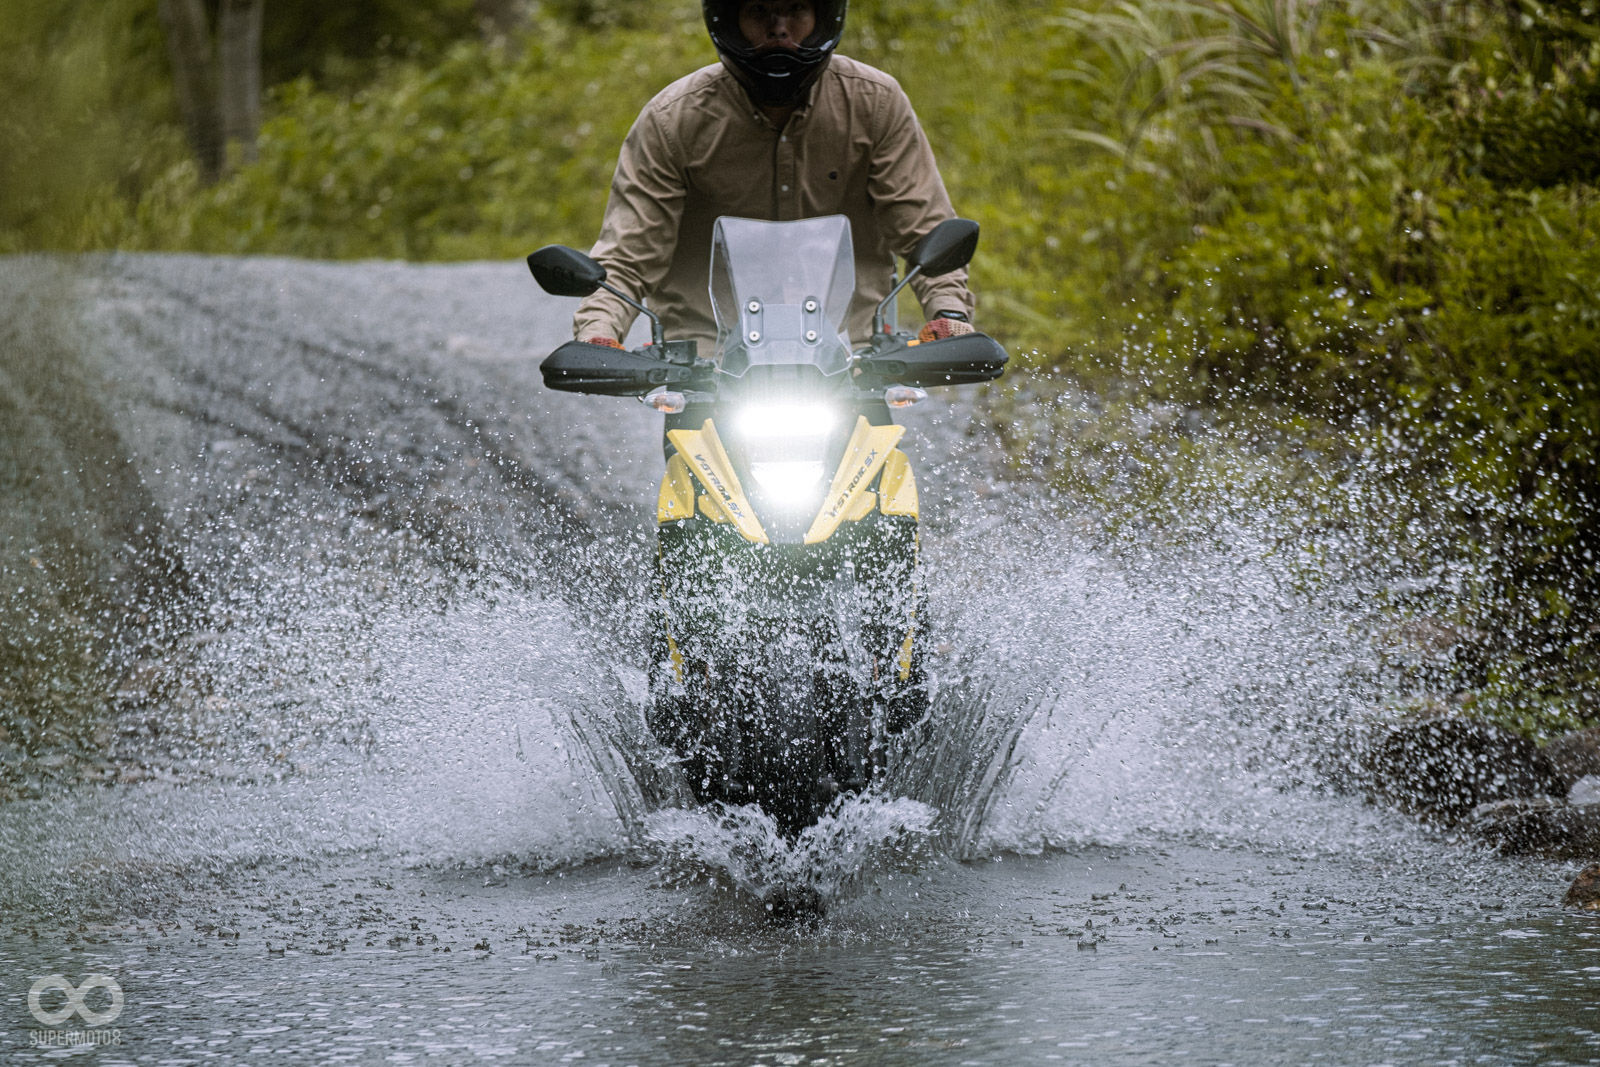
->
[703,1,848,109]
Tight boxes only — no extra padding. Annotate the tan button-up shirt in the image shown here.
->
[574,55,974,347]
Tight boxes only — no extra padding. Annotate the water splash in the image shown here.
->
[885,414,1418,860]
[643,792,937,911]
[0,259,1481,905]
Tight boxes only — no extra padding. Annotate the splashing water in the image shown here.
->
[643,793,937,910]
[899,498,1395,859]
[0,258,1462,908]
[8,253,1598,1067]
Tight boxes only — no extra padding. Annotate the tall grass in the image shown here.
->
[0,0,186,252]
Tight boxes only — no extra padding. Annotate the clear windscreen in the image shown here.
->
[709,216,855,377]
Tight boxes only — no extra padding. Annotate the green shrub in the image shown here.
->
[260,0,485,89]
[1009,4,1600,730]
[0,0,186,252]
[1453,0,1600,187]
[129,8,714,258]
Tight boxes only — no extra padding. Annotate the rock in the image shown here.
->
[1468,796,1561,848]
[1565,864,1600,910]
[1471,796,1565,823]
[1364,716,1566,823]
[1571,775,1600,807]
[1544,727,1600,792]
[1469,798,1600,859]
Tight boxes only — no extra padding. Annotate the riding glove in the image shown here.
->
[917,313,975,343]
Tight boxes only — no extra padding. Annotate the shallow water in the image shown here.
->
[2,846,1596,1065]
[1,256,1595,1064]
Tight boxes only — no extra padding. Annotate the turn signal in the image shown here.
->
[645,390,687,414]
[885,385,928,409]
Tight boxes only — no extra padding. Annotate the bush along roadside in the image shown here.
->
[979,2,1600,742]
[124,8,715,260]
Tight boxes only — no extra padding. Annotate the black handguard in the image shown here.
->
[540,340,698,397]
[854,331,1009,388]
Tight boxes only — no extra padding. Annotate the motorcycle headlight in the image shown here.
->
[736,404,834,440]
[750,460,826,502]
[736,404,835,507]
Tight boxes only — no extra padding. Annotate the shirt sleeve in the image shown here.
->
[865,81,975,323]
[573,106,688,342]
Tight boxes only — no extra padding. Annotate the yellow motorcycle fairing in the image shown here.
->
[656,415,923,685]
[656,415,918,542]
[664,421,769,544]
[876,448,919,519]
[657,453,697,524]
[803,417,906,544]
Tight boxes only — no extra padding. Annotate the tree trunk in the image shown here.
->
[156,0,221,181]
[217,0,265,167]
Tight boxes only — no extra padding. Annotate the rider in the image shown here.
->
[574,0,976,351]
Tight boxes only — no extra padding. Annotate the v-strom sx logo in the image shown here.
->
[691,451,747,519]
[29,974,124,1027]
[822,448,879,520]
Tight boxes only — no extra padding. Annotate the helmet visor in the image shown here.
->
[705,1,846,58]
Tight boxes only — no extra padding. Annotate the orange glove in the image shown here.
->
[918,316,975,343]
[585,336,624,349]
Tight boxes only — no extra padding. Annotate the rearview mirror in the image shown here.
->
[908,218,980,278]
[527,245,607,298]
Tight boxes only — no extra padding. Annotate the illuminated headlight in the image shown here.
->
[736,404,834,439]
[750,460,827,502]
[735,404,835,507]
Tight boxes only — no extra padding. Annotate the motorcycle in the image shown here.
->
[528,215,1006,837]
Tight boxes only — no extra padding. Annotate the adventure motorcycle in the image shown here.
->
[528,215,1006,837]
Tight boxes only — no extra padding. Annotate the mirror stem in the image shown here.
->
[873,264,921,335]
[598,281,665,347]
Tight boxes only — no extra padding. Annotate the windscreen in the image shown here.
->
[709,216,855,377]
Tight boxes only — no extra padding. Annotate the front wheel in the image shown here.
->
[649,625,860,837]
[741,652,828,836]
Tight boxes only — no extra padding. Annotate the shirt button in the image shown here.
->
[780,135,787,142]
[781,184,790,192]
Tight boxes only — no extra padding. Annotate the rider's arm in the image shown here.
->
[865,82,976,324]
[573,107,687,343]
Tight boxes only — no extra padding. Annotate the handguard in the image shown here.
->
[854,332,1009,388]
[540,340,697,397]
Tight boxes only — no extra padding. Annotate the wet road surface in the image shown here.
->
[1,255,1596,1064]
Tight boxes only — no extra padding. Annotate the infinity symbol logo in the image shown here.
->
[28,975,124,1027]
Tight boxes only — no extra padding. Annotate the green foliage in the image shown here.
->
[260,0,487,90]
[0,0,518,253]
[128,8,715,258]
[1453,0,1600,187]
[1493,0,1600,75]
[1461,67,1600,187]
[537,0,663,30]
[0,0,187,252]
[1162,101,1600,724]
[1015,0,1600,728]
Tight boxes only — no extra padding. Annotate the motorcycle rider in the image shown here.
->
[574,0,976,351]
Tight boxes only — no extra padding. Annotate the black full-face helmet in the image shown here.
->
[703,0,848,108]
